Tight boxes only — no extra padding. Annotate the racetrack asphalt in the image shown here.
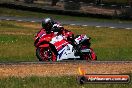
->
[0,16,132,29]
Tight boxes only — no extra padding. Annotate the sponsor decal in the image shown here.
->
[77,67,130,84]
[84,74,130,83]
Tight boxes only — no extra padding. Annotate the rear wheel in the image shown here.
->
[80,47,97,61]
[81,53,91,60]
[90,48,97,60]
[82,53,97,61]
[36,47,57,61]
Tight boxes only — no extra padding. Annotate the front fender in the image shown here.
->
[38,43,58,57]
[39,44,49,48]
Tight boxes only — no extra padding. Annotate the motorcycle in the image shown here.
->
[34,29,97,61]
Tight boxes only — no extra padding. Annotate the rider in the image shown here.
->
[41,17,54,34]
[40,17,75,46]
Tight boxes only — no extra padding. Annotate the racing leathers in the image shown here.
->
[36,22,75,47]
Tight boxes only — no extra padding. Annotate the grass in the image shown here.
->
[65,25,132,61]
[0,20,132,62]
[0,7,109,22]
[0,75,131,88]
[0,21,39,62]
[0,7,132,23]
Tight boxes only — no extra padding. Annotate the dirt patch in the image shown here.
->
[0,62,132,78]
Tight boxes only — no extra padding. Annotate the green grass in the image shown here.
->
[0,75,131,88]
[0,20,132,62]
[0,7,108,22]
[0,7,132,23]
[0,34,35,62]
[0,21,38,62]
[66,25,132,60]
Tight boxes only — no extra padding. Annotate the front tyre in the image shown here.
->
[36,48,57,61]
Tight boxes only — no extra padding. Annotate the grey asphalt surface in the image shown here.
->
[0,16,132,29]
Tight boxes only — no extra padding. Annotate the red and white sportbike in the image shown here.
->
[34,30,97,61]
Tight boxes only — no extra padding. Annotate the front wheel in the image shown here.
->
[36,47,57,61]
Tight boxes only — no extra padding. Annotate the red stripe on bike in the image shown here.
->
[54,40,68,51]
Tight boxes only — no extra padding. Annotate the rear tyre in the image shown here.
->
[36,48,57,61]
[81,53,91,61]
[81,52,97,61]
[90,48,97,60]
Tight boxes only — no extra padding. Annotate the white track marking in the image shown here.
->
[17,20,22,22]
[6,19,10,21]
[96,26,101,28]
[31,21,35,22]
[70,24,76,26]
[82,25,88,26]
[125,28,131,30]
[110,27,115,29]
